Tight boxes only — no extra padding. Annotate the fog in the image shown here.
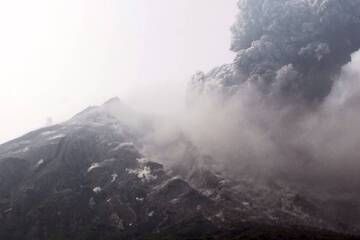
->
[0,0,237,143]
[141,0,360,194]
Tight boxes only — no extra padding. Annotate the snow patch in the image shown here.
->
[111,173,118,183]
[88,163,101,172]
[136,197,144,202]
[41,130,57,136]
[36,159,44,167]
[93,187,102,193]
[126,166,157,182]
[87,159,117,173]
[170,198,179,204]
[148,211,154,217]
[111,142,134,151]
[48,134,66,140]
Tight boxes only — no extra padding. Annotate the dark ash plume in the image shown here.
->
[179,0,360,191]
[191,0,360,101]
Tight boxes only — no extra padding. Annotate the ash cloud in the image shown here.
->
[145,0,360,194]
[193,0,360,101]
[186,52,360,177]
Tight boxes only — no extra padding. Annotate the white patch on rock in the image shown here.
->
[148,211,154,217]
[136,197,144,202]
[88,163,100,172]
[170,198,179,204]
[111,173,118,183]
[41,130,57,136]
[36,159,44,167]
[88,159,116,173]
[93,187,102,193]
[111,142,134,151]
[127,166,157,182]
[48,134,66,140]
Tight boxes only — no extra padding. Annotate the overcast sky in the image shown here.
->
[0,0,237,143]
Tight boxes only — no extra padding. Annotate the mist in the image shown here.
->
[141,0,360,196]
[0,0,237,143]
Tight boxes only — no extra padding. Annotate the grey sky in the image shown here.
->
[0,0,237,143]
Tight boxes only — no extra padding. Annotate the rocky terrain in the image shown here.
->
[1,0,360,239]
[0,98,359,240]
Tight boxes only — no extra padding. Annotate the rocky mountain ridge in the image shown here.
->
[0,98,358,239]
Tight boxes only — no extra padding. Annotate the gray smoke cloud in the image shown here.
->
[192,0,360,101]
[186,53,360,176]
[144,0,360,196]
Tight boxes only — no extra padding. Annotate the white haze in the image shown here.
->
[141,0,360,193]
[143,50,360,194]
[0,0,237,143]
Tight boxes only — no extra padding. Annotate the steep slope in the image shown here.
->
[166,142,360,235]
[0,98,359,240]
[0,99,218,240]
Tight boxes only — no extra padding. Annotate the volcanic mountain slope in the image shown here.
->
[0,98,359,240]
[0,99,217,240]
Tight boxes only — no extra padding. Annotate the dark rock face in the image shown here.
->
[0,101,217,240]
[0,100,359,240]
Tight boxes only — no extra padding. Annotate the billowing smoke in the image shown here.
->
[185,53,360,183]
[145,0,360,194]
[193,0,360,101]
